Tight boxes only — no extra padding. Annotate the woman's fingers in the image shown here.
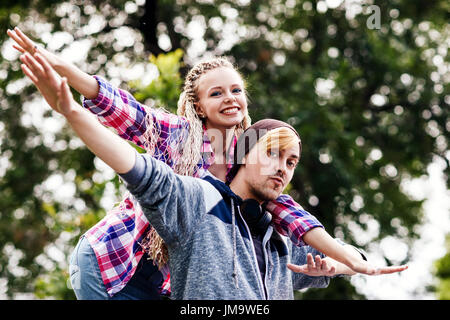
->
[12,44,26,54]
[376,265,408,275]
[14,27,36,51]
[7,28,42,57]
[7,28,33,54]
[7,29,27,49]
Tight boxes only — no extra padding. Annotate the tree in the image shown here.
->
[433,234,450,300]
[0,0,448,299]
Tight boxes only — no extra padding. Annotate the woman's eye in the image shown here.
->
[232,88,242,93]
[210,91,221,97]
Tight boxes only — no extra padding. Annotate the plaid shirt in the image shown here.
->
[82,76,323,297]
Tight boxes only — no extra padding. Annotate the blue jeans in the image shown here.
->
[69,235,164,300]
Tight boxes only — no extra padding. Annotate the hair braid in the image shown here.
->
[141,56,251,268]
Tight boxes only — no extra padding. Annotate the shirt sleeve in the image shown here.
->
[82,76,190,161]
[265,194,324,247]
[119,152,209,246]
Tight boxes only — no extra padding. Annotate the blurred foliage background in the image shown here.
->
[0,0,448,299]
[434,234,450,300]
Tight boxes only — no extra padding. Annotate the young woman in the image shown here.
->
[8,27,365,299]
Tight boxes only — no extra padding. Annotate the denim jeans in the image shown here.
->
[69,235,164,300]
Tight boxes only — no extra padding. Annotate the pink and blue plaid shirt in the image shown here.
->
[82,75,323,297]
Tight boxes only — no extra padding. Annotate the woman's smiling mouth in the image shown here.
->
[221,107,240,114]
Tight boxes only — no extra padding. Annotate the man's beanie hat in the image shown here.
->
[226,119,301,182]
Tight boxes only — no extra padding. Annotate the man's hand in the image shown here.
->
[18,46,136,174]
[20,52,76,116]
[287,253,338,277]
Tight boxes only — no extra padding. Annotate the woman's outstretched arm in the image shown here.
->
[8,27,188,153]
[7,27,99,100]
[20,51,135,174]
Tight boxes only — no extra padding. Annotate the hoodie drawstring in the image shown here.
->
[231,198,239,289]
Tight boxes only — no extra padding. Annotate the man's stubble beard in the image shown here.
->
[247,179,280,203]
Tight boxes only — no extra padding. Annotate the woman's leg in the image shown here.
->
[69,235,109,299]
[69,235,164,300]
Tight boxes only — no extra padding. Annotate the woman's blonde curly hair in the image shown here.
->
[140,56,251,268]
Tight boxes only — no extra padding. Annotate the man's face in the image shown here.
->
[241,142,300,202]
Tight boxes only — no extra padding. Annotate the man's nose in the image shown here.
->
[276,161,287,177]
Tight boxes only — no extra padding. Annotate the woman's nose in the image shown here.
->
[223,91,236,103]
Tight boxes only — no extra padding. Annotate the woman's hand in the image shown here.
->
[348,259,408,276]
[7,27,100,99]
[19,50,136,174]
[7,27,63,71]
[20,52,76,116]
[288,252,408,277]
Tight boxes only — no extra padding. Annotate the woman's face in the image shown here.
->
[196,67,248,131]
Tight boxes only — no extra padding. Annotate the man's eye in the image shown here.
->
[268,151,278,158]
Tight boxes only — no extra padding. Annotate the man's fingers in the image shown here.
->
[34,53,53,74]
[328,265,336,275]
[21,64,38,84]
[321,259,329,271]
[306,253,315,269]
[287,263,307,273]
[60,77,73,101]
[314,255,322,271]
[21,53,45,76]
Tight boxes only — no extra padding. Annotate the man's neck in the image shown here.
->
[229,174,263,204]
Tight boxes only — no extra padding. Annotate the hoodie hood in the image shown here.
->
[203,175,243,204]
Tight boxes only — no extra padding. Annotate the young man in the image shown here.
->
[118,119,408,299]
[19,52,407,299]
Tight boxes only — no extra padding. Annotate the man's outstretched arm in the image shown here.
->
[19,51,210,245]
[19,51,135,174]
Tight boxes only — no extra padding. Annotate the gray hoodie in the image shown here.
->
[120,152,331,300]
